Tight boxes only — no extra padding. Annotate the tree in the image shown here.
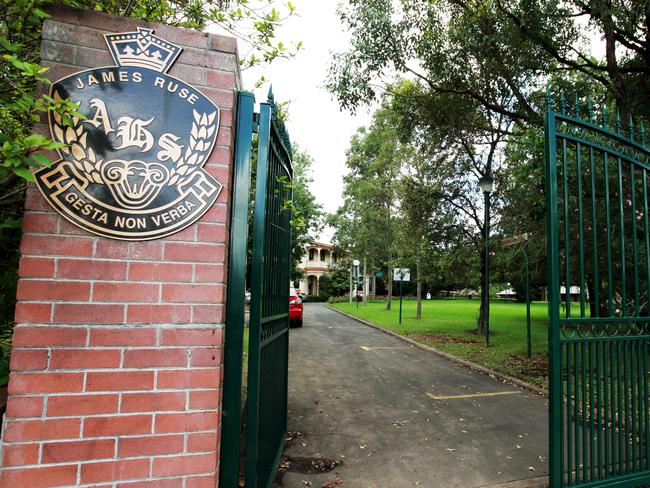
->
[289,146,323,282]
[329,102,401,307]
[328,1,649,125]
[386,78,513,333]
[319,264,351,299]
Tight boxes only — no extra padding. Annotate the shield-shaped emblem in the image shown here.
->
[35,28,223,240]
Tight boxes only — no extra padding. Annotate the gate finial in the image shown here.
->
[574,93,580,119]
[628,114,636,141]
[640,121,646,146]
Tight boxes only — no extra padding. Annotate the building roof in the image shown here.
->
[306,241,333,249]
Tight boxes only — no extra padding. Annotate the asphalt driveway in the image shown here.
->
[277,303,548,488]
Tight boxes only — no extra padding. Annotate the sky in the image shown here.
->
[227,2,374,242]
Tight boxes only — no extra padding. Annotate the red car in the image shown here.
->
[289,287,303,328]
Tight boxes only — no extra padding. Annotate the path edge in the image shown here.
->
[326,304,548,398]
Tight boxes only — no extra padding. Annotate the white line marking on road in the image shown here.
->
[360,346,411,351]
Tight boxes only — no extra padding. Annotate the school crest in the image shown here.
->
[35,28,222,240]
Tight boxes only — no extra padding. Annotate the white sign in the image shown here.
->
[393,268,410,282]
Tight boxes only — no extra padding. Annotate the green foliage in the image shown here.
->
[328,98,401,287]
[302,293,329,303]
[0,217,21,386]
[287,146,322,281]
[319,265,350,299]
[328,0,650,122]
[331,83,489,310]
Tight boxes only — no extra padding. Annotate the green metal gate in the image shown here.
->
[545,92,650,487]
[219,89,293,488]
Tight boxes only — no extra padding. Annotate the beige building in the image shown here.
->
[297,241,338,296]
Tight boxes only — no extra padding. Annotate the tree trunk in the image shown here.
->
[477,298,486,335]
[387,268,393,310]
[601,4,630,121]
[362,257,368,303]
[416,253,422,319]
[372,274,376,299]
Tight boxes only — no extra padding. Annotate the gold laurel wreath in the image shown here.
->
[52,91,104,184]
[50,91,217,188]
[168,109,217,186]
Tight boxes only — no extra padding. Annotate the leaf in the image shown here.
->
[23,134,47,147]
[0,217,22,229]
[13,167,35,181]
[32,8,50,19]
[31,153,51,167]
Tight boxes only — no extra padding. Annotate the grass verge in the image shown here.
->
[330,298,549,388]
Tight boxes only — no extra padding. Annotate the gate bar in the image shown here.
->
[219,91,256,488]
[545,90,563,488]
[245,98,273,488]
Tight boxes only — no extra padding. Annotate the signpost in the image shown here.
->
[393,268,410,324]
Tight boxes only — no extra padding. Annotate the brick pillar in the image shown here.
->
[0,7,239,486]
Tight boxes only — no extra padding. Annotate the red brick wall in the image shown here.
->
[0,7,239,486]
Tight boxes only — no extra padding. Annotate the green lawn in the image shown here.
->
[330,299,550,388]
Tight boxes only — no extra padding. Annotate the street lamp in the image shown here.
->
[353,259,360,308]
[478,174,494,346]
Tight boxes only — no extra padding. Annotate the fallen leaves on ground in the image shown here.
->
[408,333,479,345]
[392,420,411,427]
[320,473,343,488]
[506,353,549,378]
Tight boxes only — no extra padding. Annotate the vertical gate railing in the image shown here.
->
[220,91,256,488]
[219,89,293,488]
[546,91,650,488]
[245,90,293,488]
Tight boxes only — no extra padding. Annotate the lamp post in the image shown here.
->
[478,174,494,347]
[353,259,360,308]
[523,233,531,358]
